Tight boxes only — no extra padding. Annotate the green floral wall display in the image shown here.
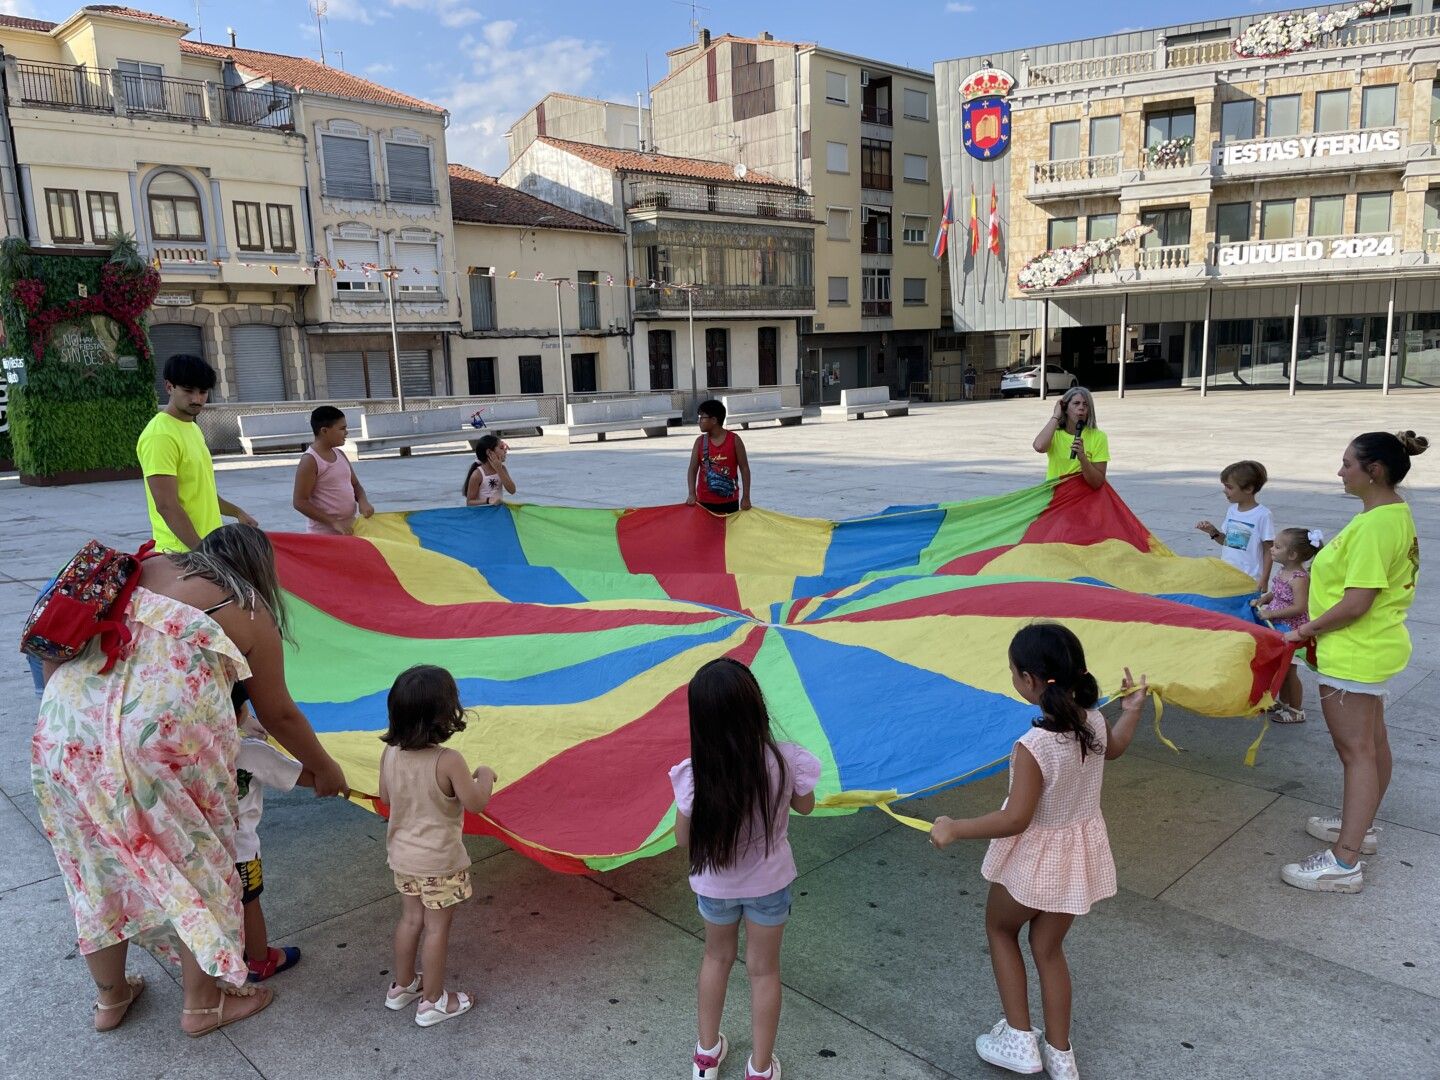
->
[0,237,161,484]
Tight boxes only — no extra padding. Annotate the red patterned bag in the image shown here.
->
[20,540,158,673]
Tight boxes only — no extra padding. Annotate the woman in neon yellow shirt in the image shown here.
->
[1280,430,1427,895]
[1032,387,1108,490]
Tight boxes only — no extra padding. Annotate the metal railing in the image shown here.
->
[120,72,207,120]
[13,60,113,111]
[1137,243,1193,271]
[633,284,815,312]
[1032,153,1123,184]
[861,235,893,254]
[322,178,383,201]
[387,185,440,205]
[861,104,893,125]
[861,170,892,191]
[625,179,813,221]
[861,300,892,317]
[218,84,294,129]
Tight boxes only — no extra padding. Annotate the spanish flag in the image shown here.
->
[968,190,980,257]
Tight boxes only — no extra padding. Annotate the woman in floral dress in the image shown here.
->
[33,525,347,1035]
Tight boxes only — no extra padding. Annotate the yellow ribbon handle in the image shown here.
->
[816,789,933,832]
[1105,683,1179,754]
[1244,714,1270,768]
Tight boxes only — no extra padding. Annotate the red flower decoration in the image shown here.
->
[23,264,161,363]
[13,277,45,313]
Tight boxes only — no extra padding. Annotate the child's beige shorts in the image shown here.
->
[394,868,472,910]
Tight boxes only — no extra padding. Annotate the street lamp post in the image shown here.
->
[550,277,571,421]
[385,267,405,411]
[686,285,698,416]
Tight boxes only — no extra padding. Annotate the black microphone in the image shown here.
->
[1070,418,1086,459]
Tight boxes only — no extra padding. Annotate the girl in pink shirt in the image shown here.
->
[670,658,820,1080]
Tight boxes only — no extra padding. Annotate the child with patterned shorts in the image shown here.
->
[231,681,310,982]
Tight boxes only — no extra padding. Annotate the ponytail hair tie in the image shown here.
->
[1307,528,1325,548]
[1045,678,1056,685]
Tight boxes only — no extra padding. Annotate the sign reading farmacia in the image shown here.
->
[1217,129,1401,166]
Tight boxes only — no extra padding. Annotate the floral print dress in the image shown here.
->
[32,587,252,984]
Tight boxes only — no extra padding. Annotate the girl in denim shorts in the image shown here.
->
[669,658,820,1080]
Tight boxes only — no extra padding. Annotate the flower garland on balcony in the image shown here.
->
[1233,0,1392,59]
[1017,225,1152,291]
[1145,136,1193,169]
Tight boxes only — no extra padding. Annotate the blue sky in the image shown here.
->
[7,0,1291,172]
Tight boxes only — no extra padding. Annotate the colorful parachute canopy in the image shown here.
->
[272,477,1289,874]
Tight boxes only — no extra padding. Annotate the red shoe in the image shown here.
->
[246,945,301,982]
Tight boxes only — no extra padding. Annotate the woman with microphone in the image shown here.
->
[1033,387,1108,489]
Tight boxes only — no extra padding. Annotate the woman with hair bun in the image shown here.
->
[1280,430,1427,894]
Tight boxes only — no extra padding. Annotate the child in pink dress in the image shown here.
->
[1254,526,1322,724]
[670,658,820,1080]
[931,624,1147,1080]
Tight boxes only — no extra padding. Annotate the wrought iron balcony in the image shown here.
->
[860,236,893,254]
[626,179,813,221]
[861,104,893,125]
[632,283,815,313]
[861,300,892,317]
[12,60,112,110]
[322,179,383,201]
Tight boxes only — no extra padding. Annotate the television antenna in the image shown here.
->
[668,0,710,42]
[309,0,328,65]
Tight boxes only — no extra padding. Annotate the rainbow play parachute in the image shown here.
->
[272,477,1290,872]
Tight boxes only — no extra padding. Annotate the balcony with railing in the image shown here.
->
[1019,14,1440,91]
[625,179,814,221]
[861,170,892,192]
[7,58,295,132]
[1029,152,1124,200]
[632,283,815,314]
[861,300,892,317]
[1136,243,1194,271]
[1426,228,1440,255]
[861,104,893,125]
[860,235,893,254]
[1139,139,1195,171]
[322,178,384,202]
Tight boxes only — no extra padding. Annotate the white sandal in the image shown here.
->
[415,989,472,1028]
[385,974,423,1011]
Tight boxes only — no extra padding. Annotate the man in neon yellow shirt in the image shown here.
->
[136,354,256,552]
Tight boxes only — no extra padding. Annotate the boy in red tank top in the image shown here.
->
[686,399,752,515]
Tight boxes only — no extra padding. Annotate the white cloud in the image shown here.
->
[945,2,976,12]
[366,62,396,75]
[316,0,380,25]
[439,19,609,174]
[384,0,480,28]
[0,0,35,15]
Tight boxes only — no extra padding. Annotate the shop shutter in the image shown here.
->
[150,324,205,402]
[398,349,434,396]
[321,135,374,199]
[229,325,286,402]
[385,144,433,203]
[324,351,367,398]
[366,353,394,397]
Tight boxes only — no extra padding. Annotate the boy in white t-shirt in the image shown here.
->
[232,681,312,982]
[1196,459,1275,591]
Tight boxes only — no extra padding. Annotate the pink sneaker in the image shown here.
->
[693,1033,727,1080]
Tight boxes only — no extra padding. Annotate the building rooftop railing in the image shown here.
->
[9,58,295,131]
[625,178,813,222]
[1021,13,1440,90]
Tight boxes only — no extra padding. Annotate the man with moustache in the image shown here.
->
[137,354,256,552]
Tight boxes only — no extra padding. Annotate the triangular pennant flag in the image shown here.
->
[507,270,518,279]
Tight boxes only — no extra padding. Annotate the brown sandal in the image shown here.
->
[182,983,274,1038]
[94,974,145,1032]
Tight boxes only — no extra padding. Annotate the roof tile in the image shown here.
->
[448,164,618,232]
[536,136,800,191]
[180,39,444,114]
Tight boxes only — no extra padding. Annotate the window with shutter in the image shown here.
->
[470,270,497,330]
[322,135,376,200]
[332,237,381,293]
[395,241,440,295]
[577,270,600,329]
[385,143,435,204]
[397,349,434,395]
[229,325,286,402]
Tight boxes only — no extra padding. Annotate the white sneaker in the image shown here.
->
[693,1034,727,1080]
[1305,815,1379,854]
[1281,849,1364,894]
[976,1019,1043,1074]
[1040,1039,1080,1080]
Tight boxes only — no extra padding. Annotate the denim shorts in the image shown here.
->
[696,885,792,927]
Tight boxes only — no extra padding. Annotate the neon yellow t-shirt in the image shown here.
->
[1046,426,1110,481]
[136,411,222,553]
[1309,502,1419,683]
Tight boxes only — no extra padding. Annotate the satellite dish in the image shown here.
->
[733,162,748,179]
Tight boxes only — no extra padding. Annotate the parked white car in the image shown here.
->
[1000,363,1078,398]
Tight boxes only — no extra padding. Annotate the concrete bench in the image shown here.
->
[561,397,671,442]
[822,385,910,421]
[351,405,485,456]
[720,390,803,429]
[237,407,364,454]
[633,393,683,426]
[467,399,546,438]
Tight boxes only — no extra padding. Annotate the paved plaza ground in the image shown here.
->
[1,387,1437,1079]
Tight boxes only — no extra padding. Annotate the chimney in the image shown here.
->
[759,31,773,41]
[699,28,710,48]
[226,26,236,47]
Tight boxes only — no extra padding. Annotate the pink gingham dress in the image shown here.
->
[980,710,1116,915]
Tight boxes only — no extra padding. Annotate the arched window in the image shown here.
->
[148,172,204,242]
